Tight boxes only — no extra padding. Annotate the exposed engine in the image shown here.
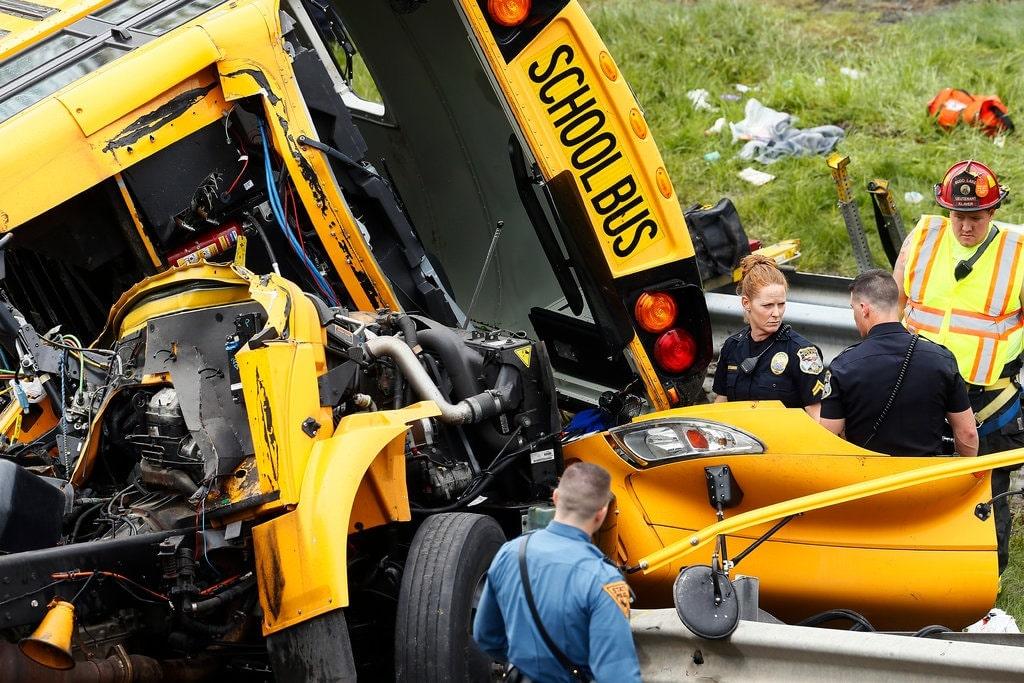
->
[0,281,559,678]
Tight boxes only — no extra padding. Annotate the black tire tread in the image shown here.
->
[395,512,504,683]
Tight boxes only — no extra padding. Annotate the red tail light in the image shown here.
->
[634,291,677,333]
[487,0,531,26]
[653,328,696,374]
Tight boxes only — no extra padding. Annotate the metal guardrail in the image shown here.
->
[633,610,1024,682]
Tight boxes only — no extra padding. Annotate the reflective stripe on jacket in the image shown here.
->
[903,214,1024,386]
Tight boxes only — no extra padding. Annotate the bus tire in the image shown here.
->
[395,512,505,683]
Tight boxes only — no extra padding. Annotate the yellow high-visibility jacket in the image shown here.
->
[903,215,1024,386]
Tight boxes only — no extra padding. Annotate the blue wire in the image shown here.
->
[259,122,336,303]
[257,122,339,305]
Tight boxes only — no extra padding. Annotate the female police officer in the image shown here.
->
[713,255,828,418]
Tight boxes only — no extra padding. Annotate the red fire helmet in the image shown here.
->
[934,160,1008,211]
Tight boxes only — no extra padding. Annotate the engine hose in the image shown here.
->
[416,327,482,400]
[70,501,106,541]
[242,211,280,275]
[185,578,256,614]
[388,313,420,353]
[364,336,507,424]
[415,328,521,452]
[178,612,237,636]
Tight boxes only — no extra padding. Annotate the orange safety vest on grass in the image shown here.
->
[927,88,1014,137]
[903,215,1024,386]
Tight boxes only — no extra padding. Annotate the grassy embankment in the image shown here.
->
[584,0,1024,623]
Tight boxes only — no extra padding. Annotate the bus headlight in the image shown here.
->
[608,418,763,467]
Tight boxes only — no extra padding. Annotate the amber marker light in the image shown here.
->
[634,291,677,333]
[487,0,532,27]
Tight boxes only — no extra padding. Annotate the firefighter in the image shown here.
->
[893,159,1022,574]
[713,254,828,418]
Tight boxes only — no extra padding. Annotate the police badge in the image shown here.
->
[797,346,823,375]
[770,351,788,375]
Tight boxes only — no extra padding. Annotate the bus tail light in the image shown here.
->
[653,328,696,374]
[634,291,677,333]
[487,0,532,27]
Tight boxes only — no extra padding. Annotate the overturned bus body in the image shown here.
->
[0,0,1012,679]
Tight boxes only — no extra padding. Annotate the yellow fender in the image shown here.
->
[638,448,1024,574]
[253,402,440,635]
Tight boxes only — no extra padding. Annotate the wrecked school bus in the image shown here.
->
[0,0,1018,679]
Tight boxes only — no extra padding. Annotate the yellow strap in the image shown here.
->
[975,379,1018,424]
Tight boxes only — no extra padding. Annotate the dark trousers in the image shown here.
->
[970,380,1024,575]
[977,429,1024,575]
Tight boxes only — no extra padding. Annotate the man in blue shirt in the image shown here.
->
[473,462,641,682]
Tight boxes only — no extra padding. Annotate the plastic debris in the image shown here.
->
[840,67,863,80]
[730,98,844,164]
[735,83,753,93]
[738,167,775,186]
[995,134,1006,148]
[904,191,924,204]
[815,77,826,87]
[721,93,741,102]
[966,608,1020,633]
[705,117,727,136]
[686,88,716,112]
[704,151,721,162]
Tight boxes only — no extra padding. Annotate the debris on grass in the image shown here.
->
[704,151,721,162]
[904,191,924,204]
[705,117,727,135]
[731,99,844,164]
[738,167,776,186]
[840,67,864,79]
[966,608,1020,634]
[687,88,716,111]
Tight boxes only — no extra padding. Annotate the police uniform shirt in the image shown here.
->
[473,521,641,683]
[712,326,828,408]
[821,321,970,455]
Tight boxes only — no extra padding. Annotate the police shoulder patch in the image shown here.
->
[797,346,823,375]
[819,370,832,399]
[602,580,631,618]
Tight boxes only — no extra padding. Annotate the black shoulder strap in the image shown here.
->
[518,534,586,681]
[955,226,999,280]
[863,334,918,447]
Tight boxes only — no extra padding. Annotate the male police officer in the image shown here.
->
[893,160,1023,573]
[821,269,978,456]
[473,462,640,683]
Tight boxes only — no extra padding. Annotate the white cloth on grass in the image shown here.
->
[730,98,845,164]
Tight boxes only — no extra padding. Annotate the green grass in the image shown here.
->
[584,0,1024,626]
[1001,508,1024,623]
[583,0,1024,275]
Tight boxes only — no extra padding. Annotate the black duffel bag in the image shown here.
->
[684,198,751,283]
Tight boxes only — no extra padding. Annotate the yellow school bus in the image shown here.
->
[0,0,1013,679]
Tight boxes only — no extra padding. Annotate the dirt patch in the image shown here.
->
[813,0,962,23]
